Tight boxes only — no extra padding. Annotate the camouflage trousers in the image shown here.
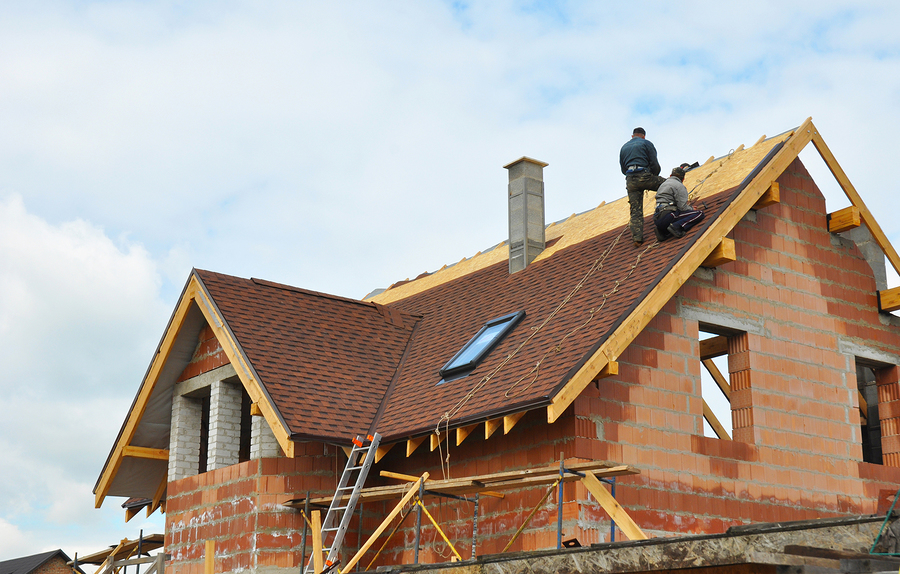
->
[625,172,666,243]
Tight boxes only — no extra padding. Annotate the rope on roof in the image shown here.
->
[434,222,662,481]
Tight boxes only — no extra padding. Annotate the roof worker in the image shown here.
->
[653,164,705,242]
[619,127,666,246]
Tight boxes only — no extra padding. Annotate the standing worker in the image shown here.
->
[653,165,705,242]
[619,127,666,246]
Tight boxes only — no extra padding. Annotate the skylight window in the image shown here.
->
[439,311,525,381]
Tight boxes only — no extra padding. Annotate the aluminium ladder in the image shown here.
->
[304,432,381,574]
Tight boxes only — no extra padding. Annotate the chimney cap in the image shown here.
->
[503,156,549,170]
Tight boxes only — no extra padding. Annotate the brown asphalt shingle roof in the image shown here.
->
[196,271,419,441]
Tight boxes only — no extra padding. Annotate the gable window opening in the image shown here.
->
[439,311,525,383]
[699,327,734,440]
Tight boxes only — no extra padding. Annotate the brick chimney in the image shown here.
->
[505,156,548,273]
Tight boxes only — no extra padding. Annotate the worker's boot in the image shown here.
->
[654,225,668,243]
[667,224,685,239]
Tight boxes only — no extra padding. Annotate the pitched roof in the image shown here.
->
[0,550,80,574]
[96,117,900,506]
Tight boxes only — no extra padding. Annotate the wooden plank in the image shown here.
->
[311,510,323,574]
[456,424,478,446]
[293,461,638,506]
[580,470,647,540]
[858,390,868,418]
[701,237,736,268]
[702,359,731,400]
[504,411,526,434]
[122,446,169,460]
[125,506,140,523]
[703,399,731,440]
[878,286,900,313]
[341,474,428,574]
[699,336,728,360]
[406,436,426,457]
[374,443,393,463]
[204,540,214,574]
[811,128,900,279]
[753,182,780,209]
[380,470,421,482]
[827,205,860,233]
[485,418,502,439]
[547,118,814,424]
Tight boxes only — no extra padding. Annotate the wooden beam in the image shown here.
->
[597,360,618,379]
[546,118,815,424]
[125,506,141,523]
[249,402,263,416]
[485,418,502,439]
[504,412,526,434]
[406,436,426,457]
[811,127,900,279]
[342,474,428,574]
[878,287,900,313]
[753,182,780,209]
[702,359,731,400]
[311,510,323,574]
[827,205,860,234]
[374,443,393,463]
[701,237,735,268]
[121,446,169,461]
[380,470,423,482]
[580,470,647,540]
[703,399,731,440]
[699,336,728,360]
[456,424,478,446]
[341,445,352,459]
[754,134,767,146]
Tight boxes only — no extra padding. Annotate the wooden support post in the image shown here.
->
[879,287,900,313]
[753,182,780,209]
[580,470,647,541]
[701,238,736,268]
[827,205,861,233]
[311,510,323,574]
[204,540,214,574]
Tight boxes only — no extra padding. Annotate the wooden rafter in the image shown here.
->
[375,443,393,463]
[485,418,502,439]
[702,238,736,268]
[504,411,526,434]
[547,118,817,424]
[879,287,900,313]
[811,129,900,278]
[703,399,731,440]
[456,423,477,446]
[406,435,426,457]
[753,182,780,209]
[702,358,731,400]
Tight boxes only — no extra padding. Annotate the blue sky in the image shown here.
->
[1,0,899,564]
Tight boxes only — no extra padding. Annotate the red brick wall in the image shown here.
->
[34,556,76,574]
[164,157,900,571]
[177,325,229,382]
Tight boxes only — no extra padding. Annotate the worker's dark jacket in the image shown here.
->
[619,137,661,176]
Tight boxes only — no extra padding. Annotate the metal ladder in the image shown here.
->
[305,432,381,574]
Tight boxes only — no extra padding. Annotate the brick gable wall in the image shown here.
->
[33,557,75,574]
[163,158,900,572]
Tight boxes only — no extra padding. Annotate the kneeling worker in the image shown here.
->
[654,165,705,242]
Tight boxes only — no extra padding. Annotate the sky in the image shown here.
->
[2,0,900,564]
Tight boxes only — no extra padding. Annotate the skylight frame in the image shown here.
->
[439,310,525,381]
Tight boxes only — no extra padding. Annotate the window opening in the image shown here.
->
[440,311,525,382]
[699,327,734,440]
[198,393,210,474]
[857,359,883,464]
[239,388,252,463]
